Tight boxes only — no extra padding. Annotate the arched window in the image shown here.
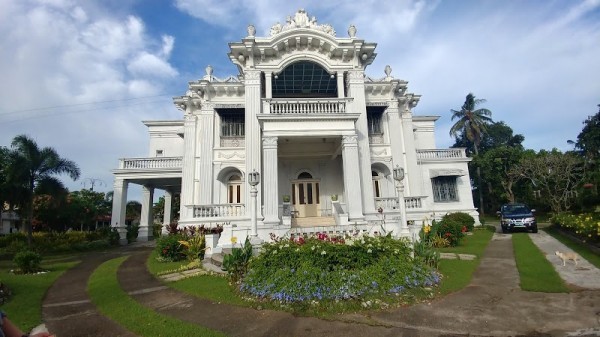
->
[272,61,337,98]
[227,174,243,203]
[298,172,313,179]
[372,171,381,198]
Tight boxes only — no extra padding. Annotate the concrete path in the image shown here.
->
[41,228,600,337]
[529,230,600,290]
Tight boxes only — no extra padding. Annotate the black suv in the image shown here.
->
[498,203,538,233]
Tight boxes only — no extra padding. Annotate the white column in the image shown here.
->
[138,185,154,241]
[387,101,406,179]
[265,72,272,99]
[180,111,198,220]
[401,104,421,195]
[337,71,345,98]
[162,190,173,235]
[110,178,128,245]
[396,181,410,237]
[262,136,279,225]
[198,104,215,204]
[244,70,263,218]
[346,70,376,216]
[342,135,364,221]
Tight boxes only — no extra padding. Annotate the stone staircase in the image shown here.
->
[292,216,336,227]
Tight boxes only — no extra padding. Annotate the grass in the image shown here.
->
[435,226,495,294]
[146,249,190,275]
[544,226,600,269]
[88,256,226,337]
[512,233,568,293]
[170,275,248,306]
[0,260,78,331]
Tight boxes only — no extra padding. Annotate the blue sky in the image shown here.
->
[0,0,599,199]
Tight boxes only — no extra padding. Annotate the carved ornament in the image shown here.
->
[270,9,336,37]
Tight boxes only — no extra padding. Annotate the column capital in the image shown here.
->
[345,69,365,86]
[342,134,358,145]
[262,136,278,148]
[244,70,261,85]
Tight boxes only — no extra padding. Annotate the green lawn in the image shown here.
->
[512,233,568,293]
[435,226,495,294]
[146,249,190,275]
[0,260,78,331]
[544,226,600,269]
[88,256,226,337]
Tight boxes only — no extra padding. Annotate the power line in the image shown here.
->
[0,98,176,124]
[0,93,177,117]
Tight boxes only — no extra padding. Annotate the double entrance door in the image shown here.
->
[291,179,320,217]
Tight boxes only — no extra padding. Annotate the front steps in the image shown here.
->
[292,216,336,227]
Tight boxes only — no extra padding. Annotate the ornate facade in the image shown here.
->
[110,10,478,247]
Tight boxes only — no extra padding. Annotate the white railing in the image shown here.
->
[416,149,466,160]
[119,157,182,169]
[375,197,424,210]
[193,204,245,218]
[264,98,352,114]
[405,197,424,209]
[375,197,399,210]
[288,224,373,237]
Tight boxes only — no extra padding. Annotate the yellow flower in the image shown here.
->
[424,225,431,234]
[231,236,238,244]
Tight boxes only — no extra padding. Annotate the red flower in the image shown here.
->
[444,232,452,237]
[461,226,467,233]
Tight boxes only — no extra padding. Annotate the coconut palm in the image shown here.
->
[449,93,493,215]
[9,134,80,245]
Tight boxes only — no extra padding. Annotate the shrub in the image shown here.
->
[152,223,163,238]
[437,219,465,247]
[13,250,42,273]
[430,235,450,248]
[413,240,440,268]
[156,234,186,261]
[442,212,475,232]
[551,212,600,243]
[178,234,206,262]
[240,234,439,303]
[223,238,253,283]
[127,224,139,243]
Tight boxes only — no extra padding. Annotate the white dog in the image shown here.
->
[555,251,579,266]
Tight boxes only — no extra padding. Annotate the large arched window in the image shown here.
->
[272,61,337,98]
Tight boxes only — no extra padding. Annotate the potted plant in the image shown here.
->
[331,194,338,201]
[282,195,291,202]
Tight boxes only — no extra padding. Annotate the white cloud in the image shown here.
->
[0,0,180,197]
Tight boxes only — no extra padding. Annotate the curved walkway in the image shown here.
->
[42,229,600,337]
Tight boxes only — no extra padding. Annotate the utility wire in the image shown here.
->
[0,98,176,124]
[0,93,177,117]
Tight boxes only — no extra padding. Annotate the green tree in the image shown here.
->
[513,150,583,213]
[8,135,80,245]
[449,93,493,215]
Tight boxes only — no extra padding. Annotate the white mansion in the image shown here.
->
[110,10,478,246]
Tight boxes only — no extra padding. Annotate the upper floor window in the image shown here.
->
[220,111,245,137]
[367,106,385,135]
[432,176,459,202]
[272,61,337,98]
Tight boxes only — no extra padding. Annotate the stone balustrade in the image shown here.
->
[416,148,466,160]
[119,157,182,169]
[193,204,245,218]
[375,196,424,210]
[264,98,351,114]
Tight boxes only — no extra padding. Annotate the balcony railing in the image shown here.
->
[119,157,182,169]
[264,98,352,114]
[193,204,245,218]
[375,196,425,211]
[416,149,466,160]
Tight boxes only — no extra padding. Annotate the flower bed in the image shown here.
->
[239,233,440,303]
[551,212,600,244]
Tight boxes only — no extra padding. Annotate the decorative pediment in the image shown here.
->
[269,9,336,37]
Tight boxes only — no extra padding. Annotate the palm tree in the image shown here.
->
[449,93,493,215]
[9,135,80,245]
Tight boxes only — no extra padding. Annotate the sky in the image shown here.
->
[0,0,599,200]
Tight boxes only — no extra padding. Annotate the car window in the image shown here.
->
[503,205,529,215]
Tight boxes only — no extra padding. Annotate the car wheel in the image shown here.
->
[531,226,538,233]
